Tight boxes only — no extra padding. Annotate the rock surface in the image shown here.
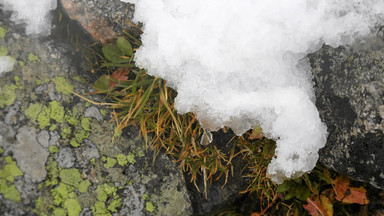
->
[0,11,192,216]
[310,34,384,189]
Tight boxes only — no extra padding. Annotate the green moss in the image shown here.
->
[61,127,71,139]
[55,77,73,95]
[77,180,91,193]
[63,198,82,216]
[127,153,136,164]
[103,156,117,169]
[28,53,40,63]
[116,154,128,166]
[81,117,91,131]
[52,208,66,216]
[49,101,65,123]
[59,168,82,187]
[0,46,8,56]
[108,197,122,213]
[0,26,8,40]
[0,84,17,108]
[145,201,156,213]
[92,201,111,216]
[25,103,42,121]
[49,146,59,154]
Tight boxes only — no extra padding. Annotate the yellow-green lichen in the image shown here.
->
[49,101,65,123]
[70,138,80,148]
[108,197,122,213]
[127,153,136,164]
[0,84,18,108]
[145,201,156,213]
[61,127,71,139]
[100,109,108,116]
[116,154,128,166]
[0,46,8,56]
[25,103,42,121]
[45,157,60,187]
[51,183,75,206]
[49,124,58,131]
[0,26,8,40]
[77,179,91,193]
[28,53,40,63]
[63,198,82,216]
[80,117,91,131]
[0,156,23,202]
[18,61,24,67]
[59,168,82,187]
[55,77,73,95]
[52,208,66,216]
[92,201,111,216]
[49,146,59,154]
[37,105,51,129]
[90,158,96,165]
[0,147,4,154]
[102,156,117,169]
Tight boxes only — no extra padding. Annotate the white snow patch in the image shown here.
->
[124,0,383,183]
[0,0,57,36]
[0,56,15,75]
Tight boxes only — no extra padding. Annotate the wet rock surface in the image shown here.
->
[310,34,384,189]
[0,13,192,216]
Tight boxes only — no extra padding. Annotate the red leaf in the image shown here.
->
[332,177,369,205]
[303,198,323,216]
[109,68,130,88]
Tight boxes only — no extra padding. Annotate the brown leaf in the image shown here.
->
[303,197,328,216]
[249,126,263,140]
[109,68,130,88]
[320,195,334,216]
[332,176,369,205]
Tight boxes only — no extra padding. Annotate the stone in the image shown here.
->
[56,147,76,168]
[309,35,384,189]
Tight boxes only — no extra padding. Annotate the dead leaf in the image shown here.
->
[303,197,324,216]
[332,177,369,205]
[249,126,263,140]
[109,68,130,88]
[320,195,334,216]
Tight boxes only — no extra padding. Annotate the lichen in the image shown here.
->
[145,201,156,213]
[0,26,8,40]
[77,180,91,193]
[48,146,59,154]
[107,197,122,213]
[80,117,91,131]
[59,168,82,187]
[0,156,23,202]
[92,201,111,216]
[127,153,136,164]
[52,208,66,216]
[100,109,108,116]
[0,147,4,154]
[45,156,60,187]
[0,46,8,56]
[60,127,71,139]
[37,105,51,129]
[0,84,18,108]
[102,156,117,169]
[63,198,82,216]
[49,101,65,123]
[54,77,73,95]
[116,154,128,166]
[28,52,40,63]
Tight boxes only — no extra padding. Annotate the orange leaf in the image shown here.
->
[109,68,130,88]
[320,195,334,216]
[332,176,369,205]
[303,197,327,216]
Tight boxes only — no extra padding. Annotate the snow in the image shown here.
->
[123,0,384,183]
[0,56,14,75]
[0,0,57,36]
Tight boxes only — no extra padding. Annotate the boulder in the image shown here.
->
[309,34,384,189]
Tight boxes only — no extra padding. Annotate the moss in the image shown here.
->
[25,103,42,121]
[52,208,66,216]
[127,153,136,164]
[81,117,91,131]
[49,146,59,154]
[77,180,91,193]
[0,46,8,56]
[55,77,73,95]
[0,84,17,108]
[61,127,71,139]
[0,26,8,40]
[28,52,40,63]
[145,201,156,213]
[63,198,82,216]
[116,154,128,166]
[102,156,117,169]
[107,197,122,213]
[49,101,65,123]
[92,201,111,216]
[59,168,82,187]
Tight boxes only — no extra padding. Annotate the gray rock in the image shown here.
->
[309,35,384,188]
[13,126,49,182]
[56,147,76,168]
[84,106,103,122]
[37,130,50,148]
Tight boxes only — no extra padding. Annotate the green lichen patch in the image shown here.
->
[107,197,122,213]
[0,46,8,56]
[49,101,65,123]
[77,180,91,193]
[0,84,18,108]
[0,147,3,154]
[100,109,108,116]
[93,183,121,215]
[52,208,66,216]
[55,77,73,95]
[145,201,156,213]
[80,117,91,131]
[102,156,117,169]
[49,146,59,154]
[127,153,136,164]
[59,168,82,187]
[92,201,111,216]
[18,61,25,67]
[46,157,60,187]
[0,156,23,202]
[116,154,128,166]
[25,103,42,121]
[0,26,8,40]
[60,127,71,139]
[51,183,75,206]
[63,198,82,216]
[28,52,40,63]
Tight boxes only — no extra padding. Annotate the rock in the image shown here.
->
[56,147,76,168]
[309,35,384,189]
[60,0,138,42]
